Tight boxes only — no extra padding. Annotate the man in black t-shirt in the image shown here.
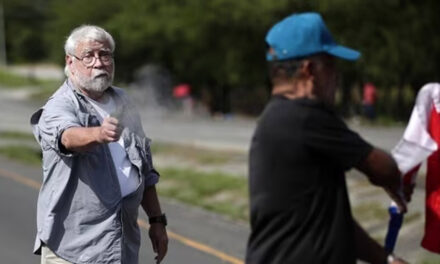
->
[246,13,408,264]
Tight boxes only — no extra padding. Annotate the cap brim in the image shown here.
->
[325,45,361,61]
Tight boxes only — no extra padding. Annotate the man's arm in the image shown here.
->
[356,148,407,213]
[61,117,121,152]
[355,148,409,263]
[141,185,168,264]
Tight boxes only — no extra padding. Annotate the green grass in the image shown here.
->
[0,69,36,87]
[151,142,239,165]
[157,167,249,221]
[404,211,421,225]
[0,131,35,140]
[0,145,41,165]
[352,201,389,222]
[0,143,250,221]
[0,68,61,101]
[0,68,58,88]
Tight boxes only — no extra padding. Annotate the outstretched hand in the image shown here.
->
[97,117,122,143]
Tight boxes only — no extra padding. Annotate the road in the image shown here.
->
[0,155,248,264]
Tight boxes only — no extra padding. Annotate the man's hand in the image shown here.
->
[403,183,415,202]
[149,223,168,264]
[384,185,407,213]
[96,117,122,143]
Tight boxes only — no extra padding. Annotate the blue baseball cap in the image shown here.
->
[266,12,361,61]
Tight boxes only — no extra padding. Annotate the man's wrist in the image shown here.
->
[149,213,167,226]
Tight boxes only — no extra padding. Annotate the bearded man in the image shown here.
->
[30,25,168,264]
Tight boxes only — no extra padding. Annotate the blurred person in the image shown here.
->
[30,25,168,264]
[363,82,378,120]
[246,13,408,264]
[173,83,194,117]
[392,83,440,253]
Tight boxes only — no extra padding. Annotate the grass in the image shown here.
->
[0,145,42,165]
[404,211,422,225]
[157,167,249,221]
[352,201,389,222]
[0,68,61,101]
[151,142,242,165]
[0,143,250,221]
[0,69,36,87]
[0,68,59,89]
[0,130,35,140]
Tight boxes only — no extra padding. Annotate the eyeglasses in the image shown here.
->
[71,51,113,67]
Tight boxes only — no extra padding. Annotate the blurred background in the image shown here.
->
[1,0,440,263]
[1,0,439,120]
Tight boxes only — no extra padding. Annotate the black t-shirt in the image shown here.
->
[246,96,372,264]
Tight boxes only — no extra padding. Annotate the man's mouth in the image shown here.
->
[94,73,109,79]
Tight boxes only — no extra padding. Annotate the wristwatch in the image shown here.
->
[149,213,167,226]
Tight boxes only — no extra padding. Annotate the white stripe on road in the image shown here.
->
[0,167,244,264]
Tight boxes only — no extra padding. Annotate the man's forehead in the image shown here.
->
[76,40,111,53]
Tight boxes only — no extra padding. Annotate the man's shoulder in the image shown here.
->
[43,81,77,110]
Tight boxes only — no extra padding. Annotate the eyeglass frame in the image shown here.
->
[69,50,114,67]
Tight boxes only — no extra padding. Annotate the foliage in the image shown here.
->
[3,0,49,62]
[3,0,440,118]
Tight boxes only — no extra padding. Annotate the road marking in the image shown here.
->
[0,167,41,190]
[0,167,245,264]
[137,220,244,264]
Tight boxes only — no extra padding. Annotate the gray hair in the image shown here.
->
[64,25,115,77]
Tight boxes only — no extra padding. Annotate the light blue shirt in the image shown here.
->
[30,79,159,263]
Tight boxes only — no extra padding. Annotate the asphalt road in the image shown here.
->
[0,155,248,264]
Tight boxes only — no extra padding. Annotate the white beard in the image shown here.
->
[75,68,114,93]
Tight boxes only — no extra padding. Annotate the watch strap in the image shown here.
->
[149,213,167,226]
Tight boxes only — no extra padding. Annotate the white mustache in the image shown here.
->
[92,70,110,79]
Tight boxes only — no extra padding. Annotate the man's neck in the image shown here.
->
[80,87,105,102]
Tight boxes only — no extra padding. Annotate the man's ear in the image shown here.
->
[299,60,313,80]
[66,55,73,65]
[66,55,74,75]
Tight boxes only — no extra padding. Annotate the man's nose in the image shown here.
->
[92,55,105,67]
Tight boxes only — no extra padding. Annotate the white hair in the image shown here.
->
[64,25,115,77]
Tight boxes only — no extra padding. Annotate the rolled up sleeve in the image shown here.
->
[38,97,82,156]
